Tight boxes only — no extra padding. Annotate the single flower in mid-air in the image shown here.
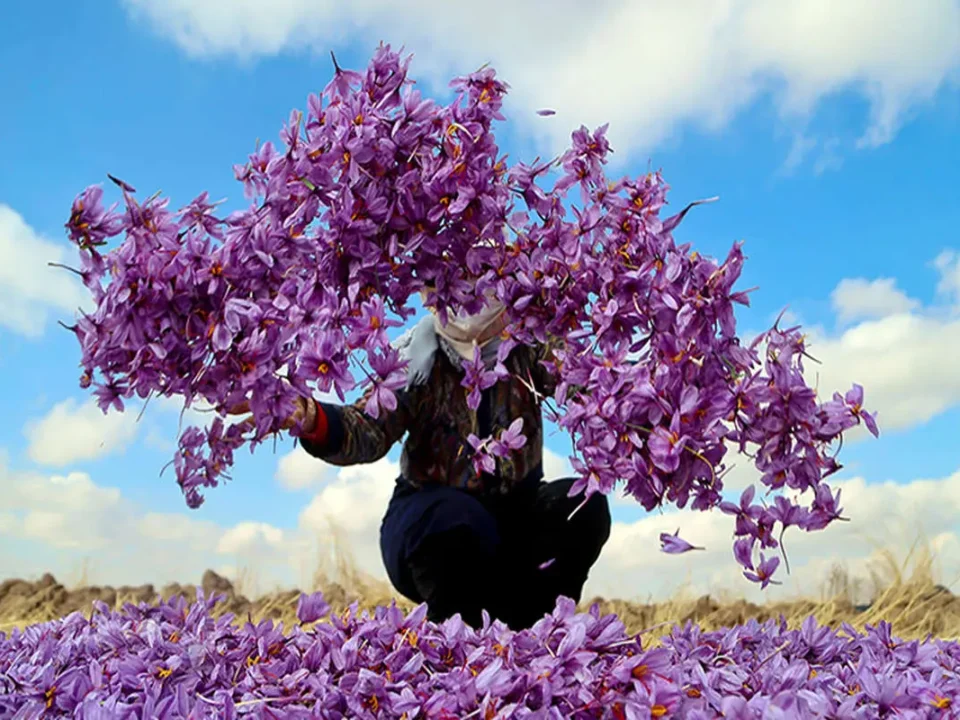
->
[659,528,705,554]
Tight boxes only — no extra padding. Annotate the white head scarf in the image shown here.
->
[420,283,507,362]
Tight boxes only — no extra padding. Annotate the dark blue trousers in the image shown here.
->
[379,477,611,629]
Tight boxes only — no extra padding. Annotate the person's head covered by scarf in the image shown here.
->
[409,233,511,377]
[419,277,507,365]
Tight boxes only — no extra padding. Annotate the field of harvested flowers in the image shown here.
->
[2,546,959,717]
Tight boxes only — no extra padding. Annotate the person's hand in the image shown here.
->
[225,395,316,434]
[282,395,317,434]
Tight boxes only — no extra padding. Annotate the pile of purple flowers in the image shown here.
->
[2,590,956,718]
[60,44,877,586]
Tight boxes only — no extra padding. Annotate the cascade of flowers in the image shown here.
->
[61,44,877,589]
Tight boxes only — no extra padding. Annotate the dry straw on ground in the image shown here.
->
[2,534,959,643]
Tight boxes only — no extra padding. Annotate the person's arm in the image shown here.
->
[298,382,422,467]
[297,317,437,466]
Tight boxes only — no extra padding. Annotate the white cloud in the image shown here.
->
[543,447,573,482]
[276,448,330,491]
[812,137,844,175]
[121,0,960,161]
[806,263,960,430]
[934,250,960,304]
[0,455,293,590]
[0,204,89,337]
[139,512,221,547]
[780,134,845,177]
[24,398,141,467]
[736,255,960,436]
[780,133,818,174]
[0,512,17,535]
[217,521,287,555]
[1,466,136,552]
[831,277,921,323]
[300,458,397,536]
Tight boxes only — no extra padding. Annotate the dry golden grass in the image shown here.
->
[2,532,959,643]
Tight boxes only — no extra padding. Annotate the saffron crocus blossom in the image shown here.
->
[733,536,755,570]
[659,528,705,554]
[60,45,878,587]
[489,417,527,456]
[743,553,781,589]
[460,345,501,411]
[719,485,764,537]
[296,331,355,401]
[467,434,497,474]
[65,185,123,248]
[845,383,880,437]
[296,591,331,624]
[646,413,689,473]
[362,346,406,419]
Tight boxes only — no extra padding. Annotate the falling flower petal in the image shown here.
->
[659,528,705,554]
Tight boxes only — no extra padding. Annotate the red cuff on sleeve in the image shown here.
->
[298,401,328,446]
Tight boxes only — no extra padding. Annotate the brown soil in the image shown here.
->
[3,566,959,642]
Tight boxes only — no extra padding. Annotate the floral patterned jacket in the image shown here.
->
[300,335,560,497]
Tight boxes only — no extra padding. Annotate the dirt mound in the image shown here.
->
[3,569,960,641]
[0,570,415,632]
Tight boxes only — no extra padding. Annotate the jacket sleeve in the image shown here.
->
[300,382,422,467]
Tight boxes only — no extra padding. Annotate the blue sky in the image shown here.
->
[1,0,959,601]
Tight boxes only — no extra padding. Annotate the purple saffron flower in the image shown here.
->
[647,413,689,473]
[733,536,755,570]
[297,331,355,401]
[659,528,705,554]
[364,347,406,420]
[66,185,123,248]
[460,346,501,411]
[324,51,363,99]
[467,434,497,474]
[296,591,331,624]
[489,417,527,456]
[743,553,781,589]
[845,383,880,437]
[719,485,763,537]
